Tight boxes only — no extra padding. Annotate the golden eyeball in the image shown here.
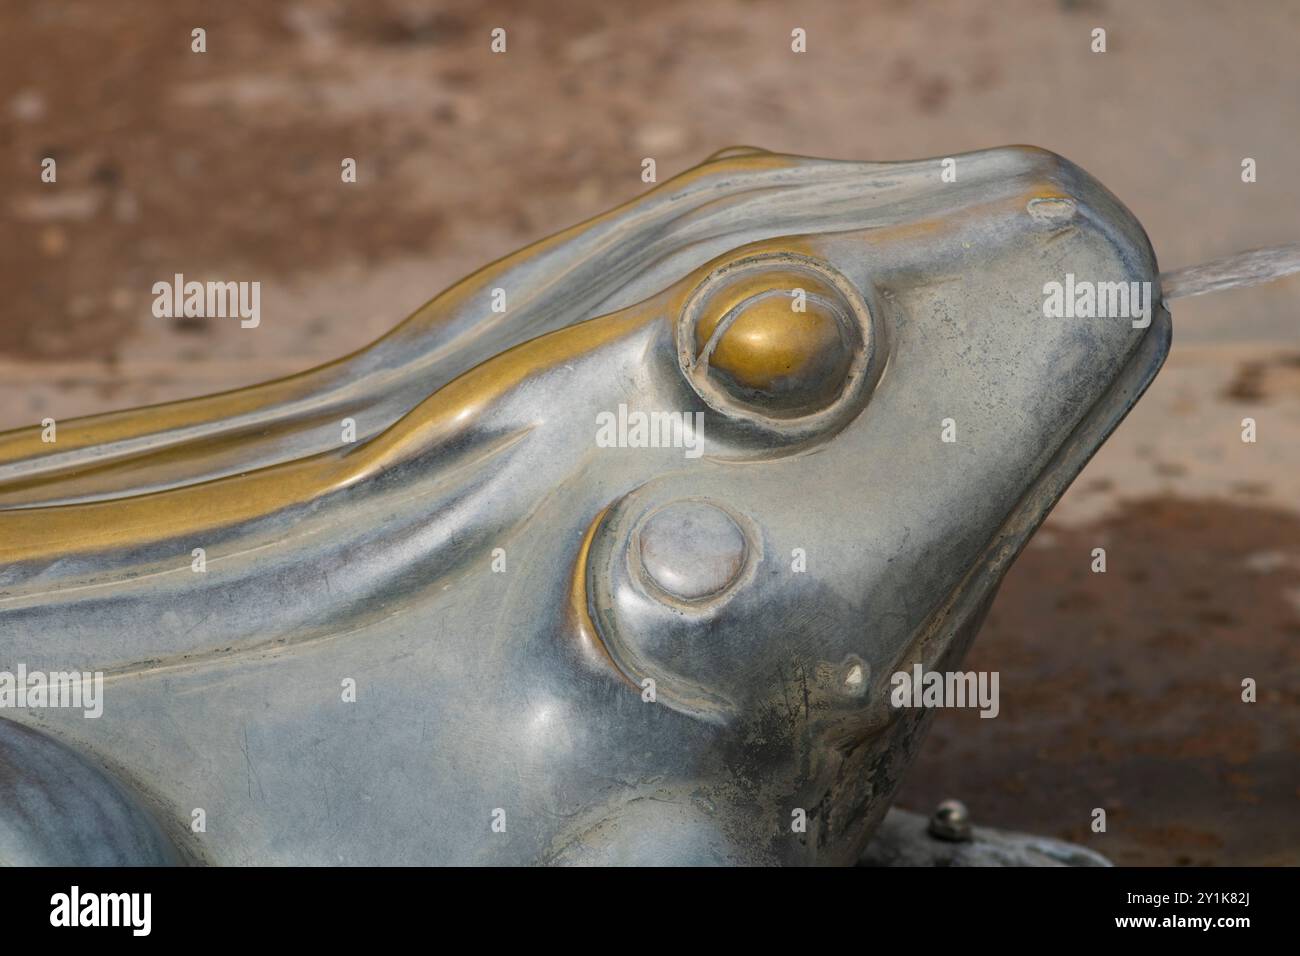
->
[682,260,866,422]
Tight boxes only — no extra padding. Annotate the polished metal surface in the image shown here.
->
[0,718,178,865]
[0,146,1169,864]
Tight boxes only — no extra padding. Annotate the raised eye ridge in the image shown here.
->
[675,252,881,440]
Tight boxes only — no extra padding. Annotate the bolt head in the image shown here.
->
[928,798,973,842]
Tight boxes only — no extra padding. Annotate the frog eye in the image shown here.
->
[676,253,880,439]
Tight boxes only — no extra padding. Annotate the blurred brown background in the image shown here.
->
[2,0,1297,864]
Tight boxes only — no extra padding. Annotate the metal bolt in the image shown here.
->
[928,798,973,842]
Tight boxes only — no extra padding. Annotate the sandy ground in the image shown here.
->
[2,0,1297,864]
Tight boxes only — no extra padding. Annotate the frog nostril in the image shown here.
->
[1026,195,1077,225]
[635,500,748,602]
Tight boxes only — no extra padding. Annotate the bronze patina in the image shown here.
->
[0,147,1169,864]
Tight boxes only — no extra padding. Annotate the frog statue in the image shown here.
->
[0,146,1170,865]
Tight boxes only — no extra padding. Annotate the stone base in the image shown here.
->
[859,807,1111,867]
